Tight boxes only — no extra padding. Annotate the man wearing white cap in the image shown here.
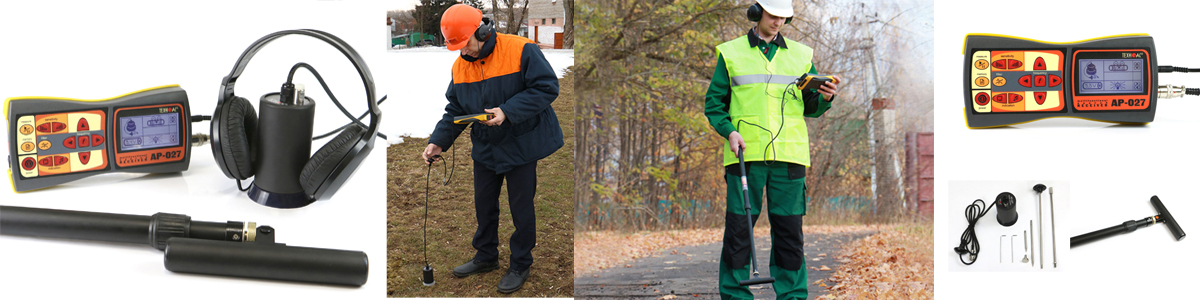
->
[702,0,841,299]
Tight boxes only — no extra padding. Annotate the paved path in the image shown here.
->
[575,231,877,299]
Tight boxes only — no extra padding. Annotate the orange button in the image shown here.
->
[992,77,1007,87]
[38,140,51,150]
[20,124,34,135]
[21,142,35,152]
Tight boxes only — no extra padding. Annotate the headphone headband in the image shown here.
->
[218,29,381,137]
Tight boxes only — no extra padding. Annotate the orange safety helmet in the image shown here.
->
[440,4,482,51]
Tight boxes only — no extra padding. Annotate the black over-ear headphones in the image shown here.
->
[475,17,495,42]
[213,29,381,208]
[747,3,793,25]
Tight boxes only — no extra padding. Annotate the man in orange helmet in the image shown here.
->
[422,4,563,294]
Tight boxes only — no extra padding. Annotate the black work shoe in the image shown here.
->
[497,268,530,294]
[452,259,499,278]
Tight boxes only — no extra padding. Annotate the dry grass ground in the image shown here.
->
[386,73,576,297]
[816,222,934,299]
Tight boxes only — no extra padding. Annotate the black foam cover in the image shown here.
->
[220,97,258,180]
[299,125,364,196]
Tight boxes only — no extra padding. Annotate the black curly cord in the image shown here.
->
[954,199,998,265]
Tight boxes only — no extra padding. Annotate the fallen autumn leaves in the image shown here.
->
[816,225,934,299]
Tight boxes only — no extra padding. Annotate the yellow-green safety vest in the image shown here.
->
[716,35,815,167]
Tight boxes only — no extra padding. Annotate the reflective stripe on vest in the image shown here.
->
[715,35,815,167]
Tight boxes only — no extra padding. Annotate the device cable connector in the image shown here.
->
[1157,84,1200,99]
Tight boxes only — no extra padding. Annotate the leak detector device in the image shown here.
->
[453,113,494,124]
[963,34,1162,128]
[5,85,191,192]
[796,74,839,91]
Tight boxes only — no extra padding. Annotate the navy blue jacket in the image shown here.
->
[429,33,563,174]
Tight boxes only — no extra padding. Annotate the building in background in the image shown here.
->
[526,0,564,48]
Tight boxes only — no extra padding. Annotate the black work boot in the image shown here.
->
[452,259,499,278]
[497,268,530,294]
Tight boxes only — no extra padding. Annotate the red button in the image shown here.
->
[1048,74,1062,87]
[39,157,52,167]
[63,137,76,149]
[1034,75,1046,87]
[1034,57,1046,70]
[1009,93,1024,103]
[1035,92,1047,105]
[992,60,1006,69]
[52,122,66,132]
[975,92,989,105]
[1009,60,1023,70]
[1019,75,1032,87]
[78,118,90,131]
[77,136,90,148]
[54,156,68,166]
[92,134,105,146]
[22,157,36,170]
[37,123,52,133]
[992,93,1007,104]
[79,152,91,165]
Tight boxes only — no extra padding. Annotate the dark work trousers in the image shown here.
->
[471,160,538,272]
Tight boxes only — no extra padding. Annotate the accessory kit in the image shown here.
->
[954,183,1059,269]
[962,34,1200,128]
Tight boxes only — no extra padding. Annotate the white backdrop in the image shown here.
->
[936,0,1200,298]
[0,0,397,298]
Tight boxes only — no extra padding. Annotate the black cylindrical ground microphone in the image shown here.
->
[164,238,368,286]
[423,265,435,286]
[249,92,316,208]
[995,192,1019,226]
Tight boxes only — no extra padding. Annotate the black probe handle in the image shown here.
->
[164,238,369,286]
[1,205,152,245]
[1070,217,1155,247]
[0,206,238,250]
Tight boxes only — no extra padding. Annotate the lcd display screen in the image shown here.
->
[118,112,180,151]
[1077,58,1145,94]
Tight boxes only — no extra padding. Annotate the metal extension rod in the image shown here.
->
[1034,184,1045,269]
[1050,187,1058,268]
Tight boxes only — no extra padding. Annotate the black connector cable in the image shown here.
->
[954,199,998,265]
[286,62,389,140]
[1158,65,1200,73]
[734,81,800,165]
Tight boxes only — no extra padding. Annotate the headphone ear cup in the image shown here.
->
[785,17,792,25]
[219,97,258,180]
[747,3,763,22]
[299,125,365,197]
[475,20,494,42]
